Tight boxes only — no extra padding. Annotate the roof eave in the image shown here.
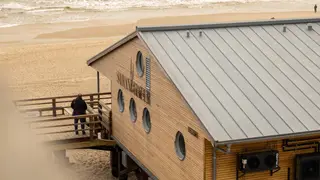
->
[87,30,138,66]
[137,17,320,32]
[216,130,320,146]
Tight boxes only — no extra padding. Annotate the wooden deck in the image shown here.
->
[15,92,115,150]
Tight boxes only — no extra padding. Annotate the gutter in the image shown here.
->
[212,141,217,180]
[216,130,320,146]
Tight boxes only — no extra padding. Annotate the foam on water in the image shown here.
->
[0,0,318,28]
[0,0,308,11]
[0,23,18,28]
[0,2,35,10]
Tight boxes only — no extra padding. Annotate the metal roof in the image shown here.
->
[138,18,320,144]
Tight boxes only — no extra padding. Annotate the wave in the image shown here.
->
[0,23,18,28]
[0,0,314,28]
[26,7,66,14]
[0,2,35,10]
[0,0,286,12]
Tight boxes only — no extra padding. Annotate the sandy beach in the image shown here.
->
[1,8,320,180]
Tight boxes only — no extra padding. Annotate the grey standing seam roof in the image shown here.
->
[137,18,320,144]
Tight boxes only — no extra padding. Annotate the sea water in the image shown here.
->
[0,0,318,27]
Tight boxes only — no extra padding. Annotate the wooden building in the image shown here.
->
[87,18,320,180]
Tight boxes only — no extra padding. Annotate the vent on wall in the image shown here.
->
[283,26,287,32]
[146,57,151,92]
[308,23,313,31]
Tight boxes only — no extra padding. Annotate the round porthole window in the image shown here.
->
[143,108,151,133]
[129,98,137,122]
[136,51,144,77]
[175,131,186,161]
[117,89,124,112]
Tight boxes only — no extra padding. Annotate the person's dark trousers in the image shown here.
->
[74,116,86,135]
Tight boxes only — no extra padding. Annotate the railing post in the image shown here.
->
[89,116,93,140]
[97,71,100,101]
[98,103,102,121]
[52,98,57,117]
[93,115,98,135]
[90,95,94,108]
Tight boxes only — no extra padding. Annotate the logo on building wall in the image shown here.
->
[116,58,151,104]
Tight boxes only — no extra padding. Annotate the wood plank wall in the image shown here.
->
[216,137,320,180]
[204,139,213,180]
[91,37,211,180]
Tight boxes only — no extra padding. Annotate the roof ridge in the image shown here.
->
[136,17,320,32]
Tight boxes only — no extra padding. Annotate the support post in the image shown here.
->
[108,110,112,139]
[97,71,100,100]
[117,147,121,180]
[52,98,57,117]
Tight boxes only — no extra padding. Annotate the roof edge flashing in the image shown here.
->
[216,130,320,146]
[87,31,138,66]
[137,18,320,32]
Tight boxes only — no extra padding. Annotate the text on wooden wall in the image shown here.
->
[116,72,151,104]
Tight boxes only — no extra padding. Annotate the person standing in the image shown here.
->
[71,94,87,135]
[315,4,317,13]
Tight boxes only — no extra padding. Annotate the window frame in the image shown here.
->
[136,51,144,77]
[129,98,137,122]
[117,89,124,113]
[175,131,186,161]
[143,108,151,133]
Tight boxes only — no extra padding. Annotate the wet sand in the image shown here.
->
[1,9,319,180]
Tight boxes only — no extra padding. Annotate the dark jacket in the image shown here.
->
[71,97,87,115]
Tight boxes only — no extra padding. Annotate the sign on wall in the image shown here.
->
[116,59,151,104]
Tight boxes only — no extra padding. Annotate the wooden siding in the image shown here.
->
[204,139,213,180]
[216,136,320,180]
[91,37,211,180]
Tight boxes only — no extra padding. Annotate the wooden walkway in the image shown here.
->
[15,92,115,151]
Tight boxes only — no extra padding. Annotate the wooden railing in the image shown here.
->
[98,100,112,139]
[26,114,101,141]
[14,92,111,117]
[15,92,113,142]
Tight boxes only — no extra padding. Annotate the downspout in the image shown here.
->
[213,146,217,180]
[212,142,232,180]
